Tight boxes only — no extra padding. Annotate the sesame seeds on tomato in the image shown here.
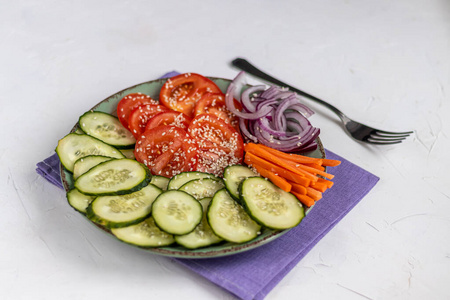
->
[188,114,243,176]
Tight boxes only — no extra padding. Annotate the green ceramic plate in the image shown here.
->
[60,76,326,258]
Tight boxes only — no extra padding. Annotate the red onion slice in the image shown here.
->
[226,72,320,152]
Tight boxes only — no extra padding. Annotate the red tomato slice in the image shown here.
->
[128,104,169,138]
[145,111,191,132]
[117,93,158,129]
[159,73,222,118]
[193,92,240,131]
[187,114,244,176]
[134,126,198,178]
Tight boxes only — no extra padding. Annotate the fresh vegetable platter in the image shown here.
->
[57,73,339,258]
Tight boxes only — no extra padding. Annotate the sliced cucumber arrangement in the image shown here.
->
[73,155,114,180]
[111,217,175,247]
[174,198,223,249]
[58,105,313,251]
[78,111,136,149]
[74,158,150,196]
[207,189,261,243]
[167,171,218,190]
[178,178,224,200]
[223,165,258,200]
[86,183,162,228]
[151,190,203,235]
[240,177,305,230]
[56,133,125,172]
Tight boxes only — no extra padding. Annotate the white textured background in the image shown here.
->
[1,0,449,299]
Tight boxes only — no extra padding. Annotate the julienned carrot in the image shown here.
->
[244,143,341,206]
[251,163,292,192]
[321,158,341,167]
[244,153,311,186]
[246,142,342,168]
[310,181,328,193]
[306,186,322,201]
[244,145,319,182]
[245,143,320,164]
[284,159,334,180]
[317,177,334,188]
[291,191,315,207]
[288,181,307,195]
[302,163,325,171]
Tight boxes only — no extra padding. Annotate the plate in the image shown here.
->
[60,76,326,258]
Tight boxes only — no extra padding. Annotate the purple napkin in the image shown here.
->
[35,72,379,300]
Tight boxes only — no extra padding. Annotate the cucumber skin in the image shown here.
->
[223,165,259,202]
[85,182,162,229]
[56,133,125,173]
[66,188,96,214]
[151,190,203,236]
[74,160,152,196]
[238,178,305,230]
[206,188,261,244]
[167,171,218,190]
[78,111,136,150]
[85,204,152,229]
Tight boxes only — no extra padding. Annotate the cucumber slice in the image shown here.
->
[223,165,258,200]
[74,158,150,196]
[73,155,114,180]
[111,217,175,247]
[240,177,305,230]
[150,175,170,191]
[56,133,125,172]
[120,148,135,159]
[86,183,162,228]
[167,171,218,190]
[78,111,136,149]
[151,190,203,235]
[207,189,261,243]
[174,198,223,249]
[178,178,224,200]
[66,188,96,213]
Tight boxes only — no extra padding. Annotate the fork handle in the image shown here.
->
[231,58,345,119]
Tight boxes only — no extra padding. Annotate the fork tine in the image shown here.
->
[367,138,404,145]
[374,130,414,136]
[370,134,408,141]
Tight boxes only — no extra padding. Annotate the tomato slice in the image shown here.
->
[159,73,222,118]
[128,104,169,138]
[193,92,240,131]
[187,114,244,176]
[134,126,198,178]
[144,111,191,132]
[117,93,158,129]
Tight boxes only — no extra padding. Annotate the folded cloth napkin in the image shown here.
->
[36,72,380,300]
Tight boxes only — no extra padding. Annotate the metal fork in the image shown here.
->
[231,58,413,145]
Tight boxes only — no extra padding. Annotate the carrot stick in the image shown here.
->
[288,181,307,195]
[251,163,292,193]
[302,163,325,171]
[306,186,322,201]
[291,192,315,207]
[244,145,319,182]
[317,177,334,188]
[246,142,342,168]
[245,143,320,164]
[244,153,311,186]
[321,158,341,167]
[284,159,334,180]
[310,181,328,193]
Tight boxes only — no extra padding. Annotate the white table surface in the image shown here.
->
[2,1,449,299]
